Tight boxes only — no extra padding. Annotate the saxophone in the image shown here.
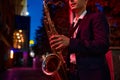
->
[42,1,68,80]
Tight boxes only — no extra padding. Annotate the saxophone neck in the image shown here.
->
[43,0,58,36]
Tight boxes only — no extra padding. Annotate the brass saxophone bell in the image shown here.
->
[42,54,61,75]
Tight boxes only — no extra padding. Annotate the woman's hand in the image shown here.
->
[49,35,70,51]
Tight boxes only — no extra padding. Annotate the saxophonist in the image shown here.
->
[48,0,111,80]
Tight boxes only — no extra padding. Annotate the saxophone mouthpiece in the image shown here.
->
[43,1,45,6]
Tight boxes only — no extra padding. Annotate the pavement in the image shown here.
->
[0,67,54,80]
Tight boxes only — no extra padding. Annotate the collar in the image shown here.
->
[73,10,87,23]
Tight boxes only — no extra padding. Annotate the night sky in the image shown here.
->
[28,0,43,44]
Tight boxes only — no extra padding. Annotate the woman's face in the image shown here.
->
[69,0,88,12]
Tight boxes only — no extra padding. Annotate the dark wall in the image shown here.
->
[0,0,15,71]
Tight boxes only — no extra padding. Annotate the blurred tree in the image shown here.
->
[32,21,51,56]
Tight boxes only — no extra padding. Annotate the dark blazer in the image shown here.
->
[68,12,111,80]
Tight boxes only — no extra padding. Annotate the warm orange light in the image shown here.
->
[18,45,21,49]
[18,40,22,42]
[10,50,14,59]
[16,33,19,36]
[17,36,20,39]
[13,29,25,49]
[19,30,22,33]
